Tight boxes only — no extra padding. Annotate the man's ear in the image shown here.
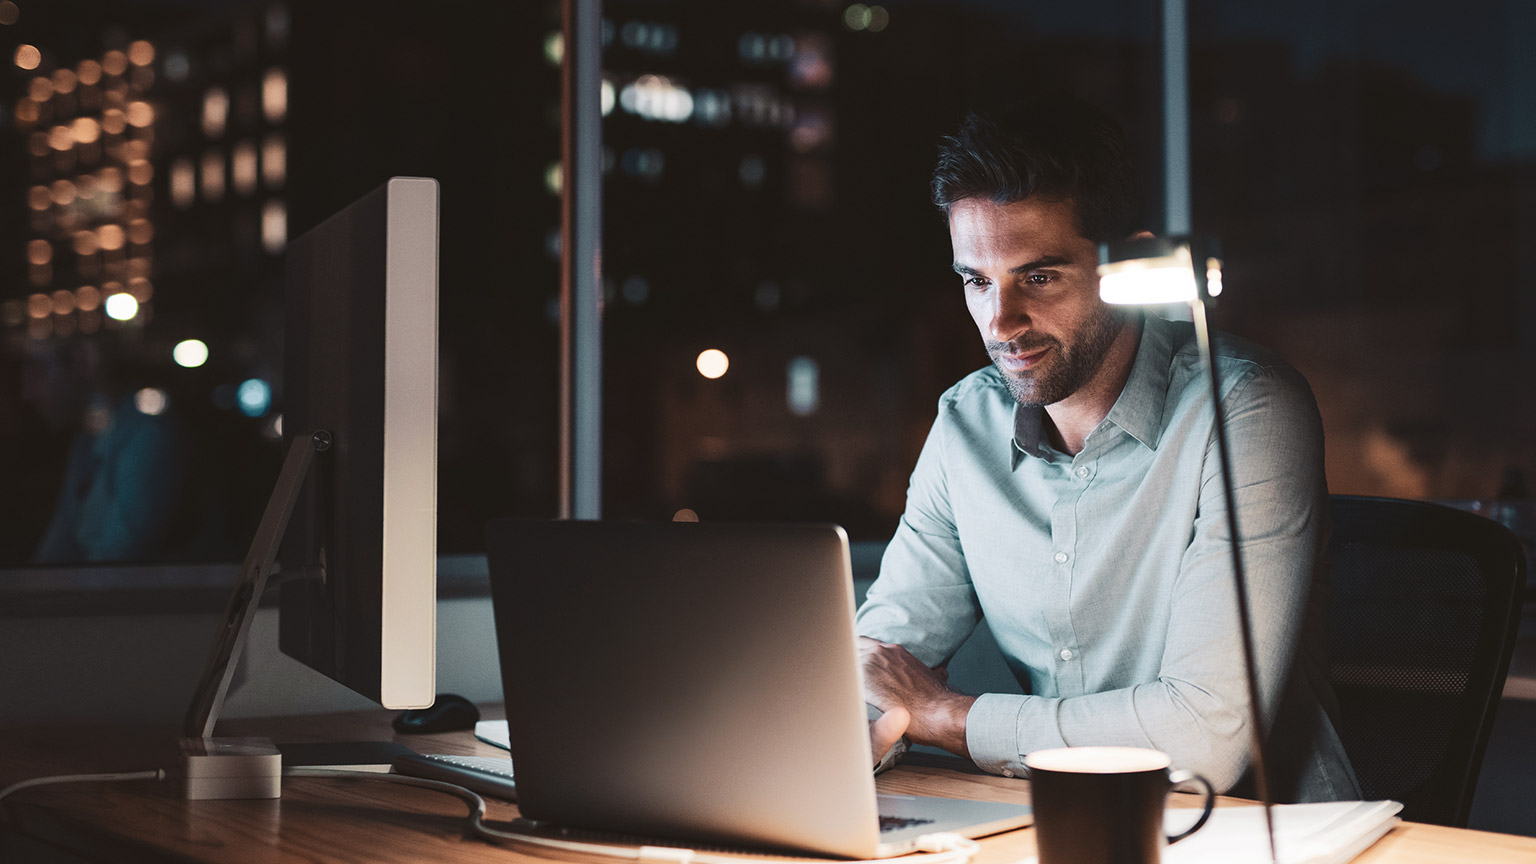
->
[1128,229,1155,241]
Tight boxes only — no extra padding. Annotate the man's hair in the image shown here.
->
[930,96,1140,244]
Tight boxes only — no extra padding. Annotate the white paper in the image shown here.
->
[1162,801,1403,864]
[475,719,511,750]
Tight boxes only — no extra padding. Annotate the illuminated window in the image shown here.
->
[261,200,286,254]
[127,218,154,245]
[232,140,258,196]
[125,100,154,127]
[787,357,820,416]
[50,290,75,316]
[14,44,41,71]
[72,116,101,144]
[170,157,195,209]
[201,151,226,202]
[202,87,228,137]
[50,179,76,206]
[77,59,102,86]
[238,379,272,417]
[48,125,73,151]
[261,134,285,187]
[98,223,126,252]
[262,68,286,122]
[134,388,169,416]
[128,40,155,67]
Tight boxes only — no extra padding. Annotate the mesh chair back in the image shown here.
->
[1326,495,1525,827]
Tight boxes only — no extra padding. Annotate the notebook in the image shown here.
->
[483,519,1032,859]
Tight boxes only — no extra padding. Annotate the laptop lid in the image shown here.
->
[485,520,883,858]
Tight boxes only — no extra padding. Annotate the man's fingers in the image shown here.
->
[870,706,910,767]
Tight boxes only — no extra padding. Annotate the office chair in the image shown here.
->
[1325,495,1527,827]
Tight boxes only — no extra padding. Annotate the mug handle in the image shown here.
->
[1164,770,1216,844]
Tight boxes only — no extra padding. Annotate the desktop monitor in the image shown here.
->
[277,176,439,710]
[181,177,439,796]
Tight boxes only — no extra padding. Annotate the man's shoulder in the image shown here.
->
[939,365,1009,405]
[1155,315,1311,396]
[935,366,1015,419]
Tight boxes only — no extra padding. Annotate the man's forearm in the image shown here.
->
[859,637,978,759]
[909,690,977,757]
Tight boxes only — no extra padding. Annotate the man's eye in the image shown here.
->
[1026,273,1052,285]
[964,276,988,288]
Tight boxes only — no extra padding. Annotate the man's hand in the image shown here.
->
[858,637,976,758]
[869,705,909,768]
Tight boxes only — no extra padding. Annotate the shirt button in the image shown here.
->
[1002,769,1015,778]
[1060,648,1074,661]
[1053,551,1069,564]
[1075,466,1091,478]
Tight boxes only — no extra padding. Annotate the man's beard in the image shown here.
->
[986,306,1127,407]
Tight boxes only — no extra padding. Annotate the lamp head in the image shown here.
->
[1097,235,1223,305]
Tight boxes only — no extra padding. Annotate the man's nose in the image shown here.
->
[988,287,1030,342]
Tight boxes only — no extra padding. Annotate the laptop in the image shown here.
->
[483,519,1032,859]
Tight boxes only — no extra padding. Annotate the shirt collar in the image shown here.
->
[1009,313,1171,469]
[1102,312,1172,451]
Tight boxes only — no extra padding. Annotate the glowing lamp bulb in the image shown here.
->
[696,349,729,379]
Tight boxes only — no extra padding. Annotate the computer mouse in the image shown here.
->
[392,693,481,734]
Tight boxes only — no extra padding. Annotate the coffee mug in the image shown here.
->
[1025,746,1215,864]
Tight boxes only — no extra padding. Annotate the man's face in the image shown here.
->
[949,197,1126,408]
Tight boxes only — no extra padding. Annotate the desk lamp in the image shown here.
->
[1097,236,1277,863]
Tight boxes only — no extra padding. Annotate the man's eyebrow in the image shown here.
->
[951,255,1073,277]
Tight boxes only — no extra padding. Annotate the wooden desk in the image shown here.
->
[3,710,1533,863]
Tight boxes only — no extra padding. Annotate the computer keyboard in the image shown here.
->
[878,814,936,833]
[392,753,517,801]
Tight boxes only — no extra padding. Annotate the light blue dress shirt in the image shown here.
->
[856,313,1360,801]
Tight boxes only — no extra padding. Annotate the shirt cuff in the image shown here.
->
[965,693,1066,778]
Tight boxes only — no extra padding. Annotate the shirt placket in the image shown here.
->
[1046,454,1089,697]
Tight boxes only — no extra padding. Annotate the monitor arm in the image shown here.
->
[179,430,331,799]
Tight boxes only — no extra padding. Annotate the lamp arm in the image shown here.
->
[1188,295,1278,864]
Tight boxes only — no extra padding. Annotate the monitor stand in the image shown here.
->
[180,431,327,800]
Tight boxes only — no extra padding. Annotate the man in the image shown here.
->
[856,98,1359,802]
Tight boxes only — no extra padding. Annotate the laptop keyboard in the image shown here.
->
[878,814,936,833]
[392,753,517,801]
